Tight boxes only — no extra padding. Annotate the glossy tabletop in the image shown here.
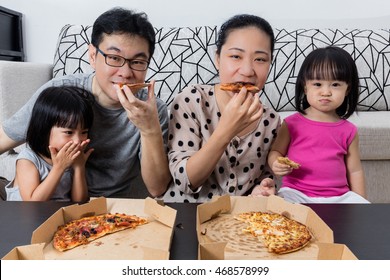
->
[0,201,389,260]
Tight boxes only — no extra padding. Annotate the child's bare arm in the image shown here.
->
[18,141,85,201]
[71,165,89,202]
[268,122,293,176]
[346,134,367,198]
[17,159,64,201]
[71,139,93,202]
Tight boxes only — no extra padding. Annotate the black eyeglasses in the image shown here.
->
[95,47,149,71]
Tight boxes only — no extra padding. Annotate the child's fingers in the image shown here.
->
[84,148,94,159]
[60,141,75,153]
[70,150,81,160]
[79,139,91,150]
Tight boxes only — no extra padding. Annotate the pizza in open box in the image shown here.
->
[53,213,147,252]
[235,211,312,254]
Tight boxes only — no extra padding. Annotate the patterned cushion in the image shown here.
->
[147,27,219,105]
[268,29,390,111]
[53,25,93,77]
[53,25,390,111]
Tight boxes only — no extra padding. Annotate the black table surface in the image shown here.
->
[0,201,389,260]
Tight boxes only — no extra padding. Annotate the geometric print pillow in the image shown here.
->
[268,29,390,111]
[147,26,219,105]
[53,25,219,106]
[53,25,390,111]
[53,25,94,78]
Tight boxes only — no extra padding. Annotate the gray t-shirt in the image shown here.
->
[3,73,169,198]
[5,146,72,201]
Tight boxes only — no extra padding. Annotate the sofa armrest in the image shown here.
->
[0,61,53,123]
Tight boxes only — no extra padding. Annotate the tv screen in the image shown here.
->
[0,6,24,61]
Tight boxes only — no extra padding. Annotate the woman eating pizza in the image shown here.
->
[162,14,281,202]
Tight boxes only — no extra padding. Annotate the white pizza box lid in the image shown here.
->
[196,195,357,260]
[2,197,176,260]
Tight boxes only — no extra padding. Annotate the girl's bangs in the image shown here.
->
[306,58,347,81]
[55,112,85,129]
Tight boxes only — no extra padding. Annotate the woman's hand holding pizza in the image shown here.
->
[218,88,263,139]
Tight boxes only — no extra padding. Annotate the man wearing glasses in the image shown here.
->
[0,8,171,199]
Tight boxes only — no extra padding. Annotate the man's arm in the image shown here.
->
[140,129,171,197]
[0,125,21,155]
[116,82,171,197]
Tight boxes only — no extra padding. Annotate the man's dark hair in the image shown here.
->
[91,7,156,58]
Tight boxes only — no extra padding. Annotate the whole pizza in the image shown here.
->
[53,213,147,252]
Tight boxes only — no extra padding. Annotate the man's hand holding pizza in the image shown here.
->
[115,80,161,135]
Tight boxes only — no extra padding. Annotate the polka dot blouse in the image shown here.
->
[163,84,281,202]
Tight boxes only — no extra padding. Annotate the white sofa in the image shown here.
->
[1,25,390,202]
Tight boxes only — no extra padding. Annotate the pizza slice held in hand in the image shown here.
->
[277,157,300,169]
[119,83,150,92]
[220,82,260,94]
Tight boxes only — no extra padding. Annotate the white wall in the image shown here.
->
[2,0,390,63]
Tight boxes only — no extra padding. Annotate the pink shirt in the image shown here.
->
[282,113,357,197]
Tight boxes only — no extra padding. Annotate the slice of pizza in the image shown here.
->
[277,156,300,169]
[220,82,260,94]
[119,83,150,92]
[53,213,147,252]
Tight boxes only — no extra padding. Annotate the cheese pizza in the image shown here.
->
[235,211,312,254]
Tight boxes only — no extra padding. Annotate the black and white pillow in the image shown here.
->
[266,29,390,111]
[53,26,390,111]
[53,25,93,78]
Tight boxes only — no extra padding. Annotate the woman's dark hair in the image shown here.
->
[91,7,155,59]
[216,14,275,59]
[295,46,360,119]
[27,86,94,158]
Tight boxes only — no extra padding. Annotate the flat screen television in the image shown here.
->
[0,6,24,61]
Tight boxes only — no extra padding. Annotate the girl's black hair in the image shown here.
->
[216,14,275,59]
[295,46,360,119]
[26,86,94,158]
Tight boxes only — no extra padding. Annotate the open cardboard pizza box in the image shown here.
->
[197,195,357,260]
[2,197,176,260]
